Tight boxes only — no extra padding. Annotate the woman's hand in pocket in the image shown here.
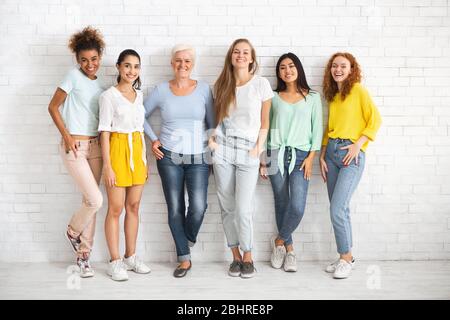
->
[63,134,78,158]
[341,143,361,166]
[151,140,164,160]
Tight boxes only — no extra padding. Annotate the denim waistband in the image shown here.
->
[329,138,352,144]
[160,147,206,165]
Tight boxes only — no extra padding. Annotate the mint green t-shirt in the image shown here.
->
[59,68,104,136]
[268,91,323,175]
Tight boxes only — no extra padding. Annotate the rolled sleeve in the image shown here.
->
[361,89,382,141]
[98,93,114,132]
[143,86,160,141]
[58,70,75,94]
[260,77,274,102]
[311,94,323,151]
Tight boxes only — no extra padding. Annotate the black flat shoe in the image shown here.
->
[173,261,192,278]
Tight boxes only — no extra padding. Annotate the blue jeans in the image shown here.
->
[268,148,309,246]
[325,138,365,254]
[156,147,209,262]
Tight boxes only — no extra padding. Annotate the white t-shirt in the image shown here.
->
[217,75,274,143]
[59,68,104,136]
[98,86,145,133]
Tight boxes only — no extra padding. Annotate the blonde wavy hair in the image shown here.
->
[213,39,258,125]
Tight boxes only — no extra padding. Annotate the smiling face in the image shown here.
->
[77,49,100,79]
[278,57,298,84]
[171,50,194,79]
[231,41,253,70]
[331,55,352,84]
[116,54,140,85]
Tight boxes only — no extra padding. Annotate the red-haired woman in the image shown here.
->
[320,53,381,279]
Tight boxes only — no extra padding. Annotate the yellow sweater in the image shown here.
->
[322,83,381,152]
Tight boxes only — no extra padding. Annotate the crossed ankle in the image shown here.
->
[78,252,90,260]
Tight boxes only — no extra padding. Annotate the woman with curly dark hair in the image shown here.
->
[320,52,381,279]
[48,26,105,278]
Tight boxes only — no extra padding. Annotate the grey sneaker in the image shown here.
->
[240,261,256,279]
[270,235,286,269]
[325,257,355,273]
[283,251,297,272]
[123,254,151,274]
[333,259,353,279]
[228,260,242,277]
[65,230,80,254]
[77,257,94,278]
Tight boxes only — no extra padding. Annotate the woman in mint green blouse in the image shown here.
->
[261,52,323,272]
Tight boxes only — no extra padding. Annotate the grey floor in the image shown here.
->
[0,260,449,299]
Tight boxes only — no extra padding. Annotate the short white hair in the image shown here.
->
[171,44,196,63]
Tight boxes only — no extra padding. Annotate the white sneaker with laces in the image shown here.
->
[107,259,129,281]
[333,259,353,279]
[325,257,355,273]
[283,251,297,272]
[123,254,151,274]
[77,258,94,278]
[270,235,286,269]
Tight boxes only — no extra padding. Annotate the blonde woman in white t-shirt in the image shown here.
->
[98,49,151,281]
[210,39,273,278]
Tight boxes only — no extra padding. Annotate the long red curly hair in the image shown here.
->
[322,52,361,103]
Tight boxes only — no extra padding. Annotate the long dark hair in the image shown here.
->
[116,49,141,90]
[275,52,312,99]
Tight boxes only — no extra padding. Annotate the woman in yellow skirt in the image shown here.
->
[98,49,151,281]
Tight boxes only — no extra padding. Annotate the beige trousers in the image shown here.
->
[60,138,103,258]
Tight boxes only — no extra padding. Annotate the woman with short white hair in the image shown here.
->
[144,44,214,278]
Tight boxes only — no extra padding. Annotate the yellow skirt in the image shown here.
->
[110,132,148,187]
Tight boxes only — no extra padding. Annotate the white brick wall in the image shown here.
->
[1,0,449,263]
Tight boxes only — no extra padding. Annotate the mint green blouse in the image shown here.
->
[268,91,323,175]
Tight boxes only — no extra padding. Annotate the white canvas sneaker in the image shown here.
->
[333,259,353,279]
[270,235,286,269]
[123,254,151,274]
[283,251,297,272]
[77,257,94,278]
[325,257,355,273]
[107,259,129,281]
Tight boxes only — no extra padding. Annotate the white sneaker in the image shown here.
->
[270,235,286,269]
[123,254,151,274]
[107,259,129,281]
[77,258,94,278]
[333,259,353,279]
[283,251,297,272]
[325,257,355,273]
